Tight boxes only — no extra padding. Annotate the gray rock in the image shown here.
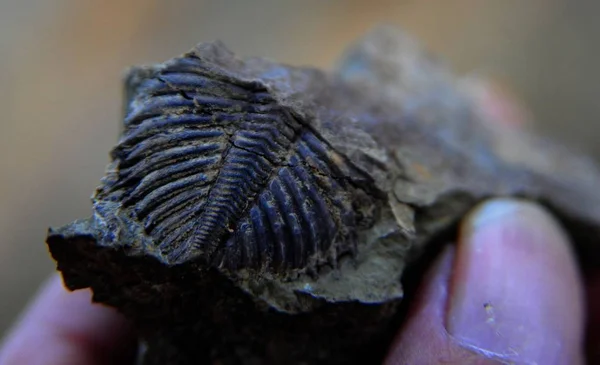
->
[47,27,600,364]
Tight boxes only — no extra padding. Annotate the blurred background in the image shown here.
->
[1,0,599,335]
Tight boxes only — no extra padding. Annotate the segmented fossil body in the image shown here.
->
[95,47,379,273]
[47,28,600,365]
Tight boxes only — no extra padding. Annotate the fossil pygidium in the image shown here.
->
[47,28,600,365]
[101,49,376,271]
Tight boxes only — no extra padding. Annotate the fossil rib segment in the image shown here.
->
[96,50,376,271]
[46,28,600,365]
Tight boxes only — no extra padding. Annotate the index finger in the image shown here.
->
[0,274,136,365]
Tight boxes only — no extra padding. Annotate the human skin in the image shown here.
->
[1,83,597,364]
[0,198,594,365]
[385,199,588,364]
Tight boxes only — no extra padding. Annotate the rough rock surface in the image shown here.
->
[47,28,600,364]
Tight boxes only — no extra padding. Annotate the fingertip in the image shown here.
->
[462,76,531,130]
[449,198,585,364]
[385,199,586,365]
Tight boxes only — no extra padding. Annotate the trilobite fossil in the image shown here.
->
[98,49,378,272]
[47,28,600,365]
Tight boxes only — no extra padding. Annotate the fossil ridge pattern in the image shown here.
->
[96,51,375,271]
[46,28,600,365]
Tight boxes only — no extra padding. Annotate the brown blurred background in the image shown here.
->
[1,0,599,335]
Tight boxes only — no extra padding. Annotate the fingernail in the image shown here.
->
[447,198,585,364]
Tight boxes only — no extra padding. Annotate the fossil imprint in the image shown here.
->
[47,28,600,364]
[100,50,377,271]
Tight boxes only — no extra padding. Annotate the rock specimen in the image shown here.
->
[47,28,600,364]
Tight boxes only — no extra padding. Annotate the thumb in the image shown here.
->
[385,199,585,364]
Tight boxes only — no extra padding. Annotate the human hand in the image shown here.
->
[0,274,136,365]
[385,198,598,364]
[0,199,596,365]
